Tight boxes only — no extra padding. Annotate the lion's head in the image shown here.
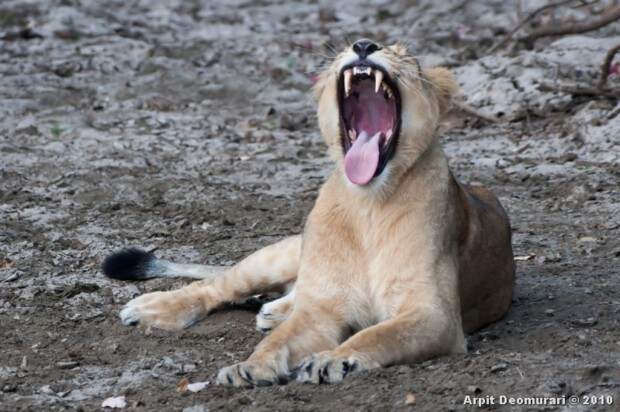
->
[314,39,457,191]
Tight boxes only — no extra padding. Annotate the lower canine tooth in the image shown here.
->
[374,71,384,93]
[349,129,357,140]
[344,69,352,97]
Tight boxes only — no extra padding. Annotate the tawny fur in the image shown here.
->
[115,42,515,387]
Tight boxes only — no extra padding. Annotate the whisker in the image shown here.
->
[343,34,353,48]
[323,41,338,56]
[289,41,337,62]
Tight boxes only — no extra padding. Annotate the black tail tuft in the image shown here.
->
[102,248,156,281]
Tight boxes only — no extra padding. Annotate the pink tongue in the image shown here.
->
[344,131,381,185]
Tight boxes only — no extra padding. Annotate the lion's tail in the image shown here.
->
[102,248,227,281]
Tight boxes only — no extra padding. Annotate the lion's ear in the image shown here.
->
[389,43,408,55]
[424,67,458,115]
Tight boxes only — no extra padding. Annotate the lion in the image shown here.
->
[103,39,515,387]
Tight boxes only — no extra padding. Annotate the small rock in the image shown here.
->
[177,377,209,393]
[405,392,416,405]
[467,385,482,394]
[514,255,535,261]
[182,364,196,373]
[490,363,508,373]
[479,331,499,341]
[544,309,555,317]
[572,317,597,327]
[4,272,20,282]
[183,405,207,412]
[187,381,209,393]
[535,255,547,264]
[546,380,567,395]
[237,395,252,405]
[40,385,54,394]
[102,396,126,409]
[53,61,80,78]
[56,361,79,369]
[177,377,189,393]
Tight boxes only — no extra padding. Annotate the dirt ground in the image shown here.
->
[1,0,619,411]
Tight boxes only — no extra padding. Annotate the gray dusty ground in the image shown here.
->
[1,0,619,411]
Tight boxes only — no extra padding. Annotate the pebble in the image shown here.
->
[56,361,79,369]
[490,363,508,373]
[183,405,207,412]
[572,317,598,327]
[40,385,54,394]
[102,396,126,409]
[5,273,19,283]
[405,392,416,405]
[467,385,482,394]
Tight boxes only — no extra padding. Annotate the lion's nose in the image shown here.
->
[352,39,381,59]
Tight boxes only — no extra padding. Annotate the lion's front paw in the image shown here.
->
[295,351,378,384]
[119,289,205,330]
[216,361,286,387]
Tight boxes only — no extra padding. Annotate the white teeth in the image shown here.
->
[349,129,357,141]
[345,66,393,98]
[353,66,372,76]
[380,81,393,99]
[344,69,352,97]
[374,70,383,93]
[386,129,393,140]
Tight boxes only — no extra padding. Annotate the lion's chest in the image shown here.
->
[299,208,439,325]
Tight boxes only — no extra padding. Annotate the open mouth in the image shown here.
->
[338,62,401,186]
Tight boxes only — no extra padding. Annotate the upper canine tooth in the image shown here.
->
[344,69,352,97]
[374,70,384,93]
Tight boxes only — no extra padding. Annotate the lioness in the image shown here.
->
[103,39,515,386]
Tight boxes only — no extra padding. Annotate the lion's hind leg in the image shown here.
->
[109,235,301,330]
